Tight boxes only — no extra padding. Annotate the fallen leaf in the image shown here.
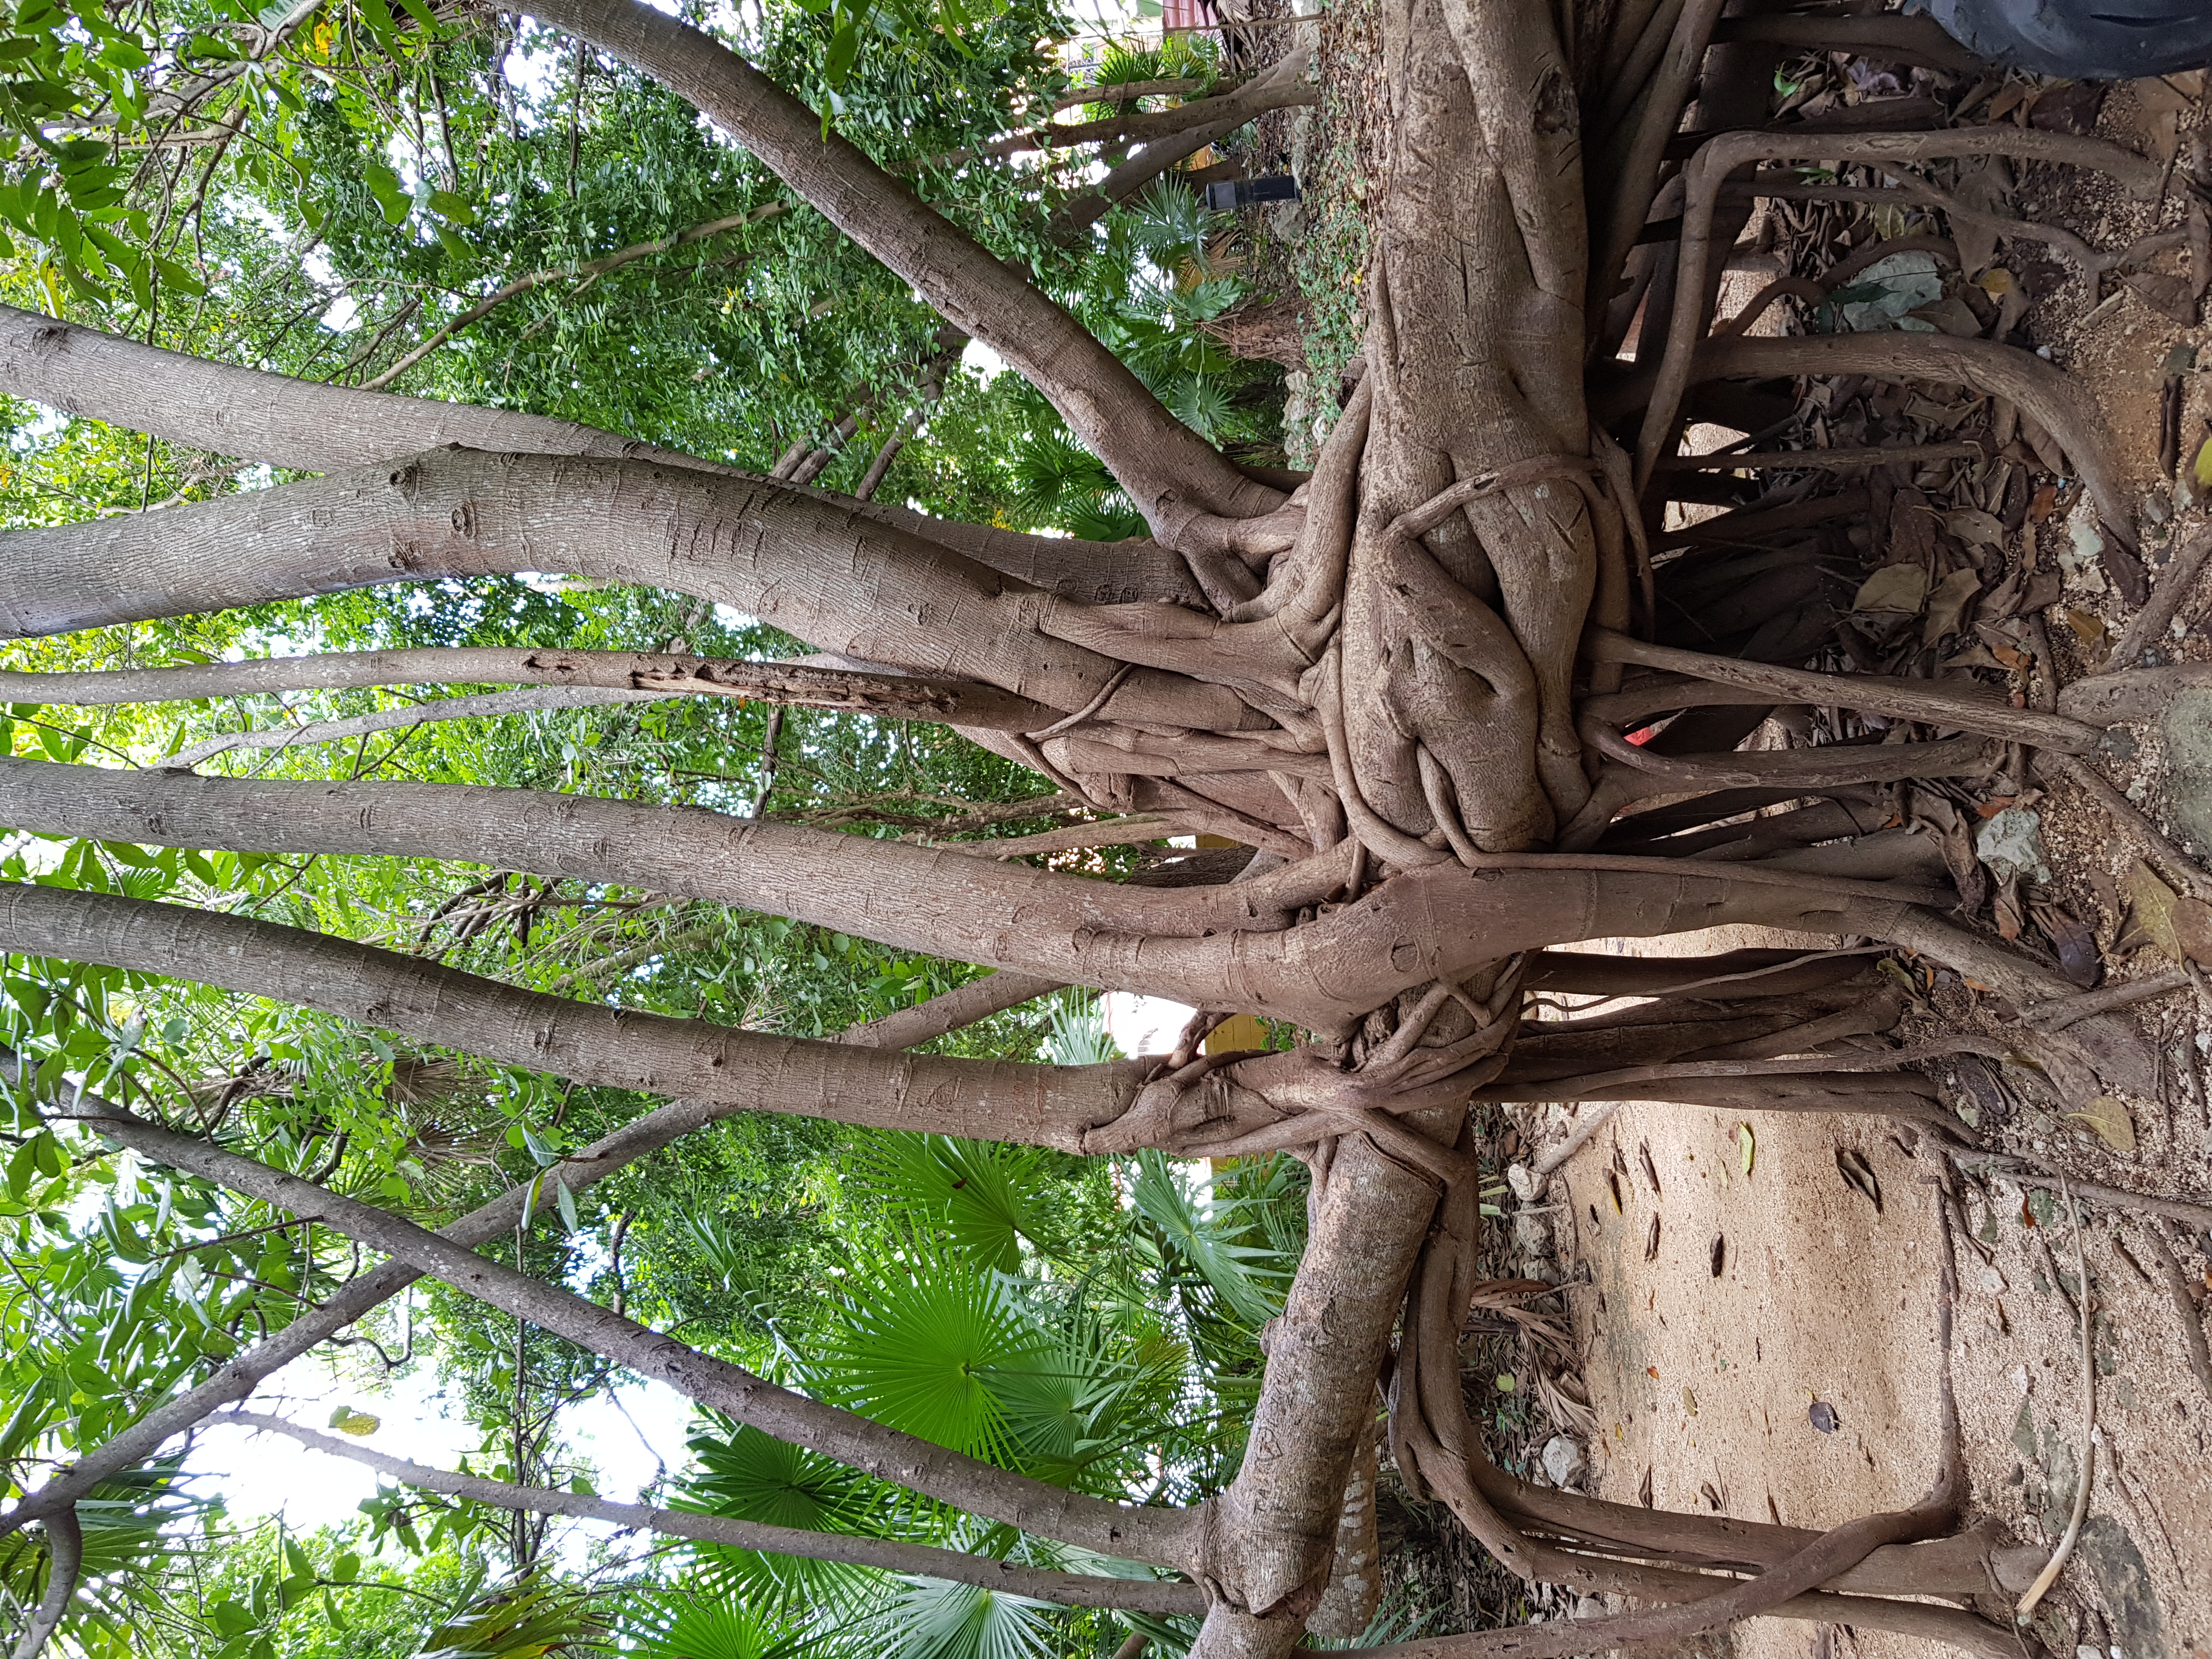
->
[1682,1385,1699,1416]
[2171,895,2212,964]
[1495,1372,1516,1393]
[1710,1233,1726,1277]
[1639,1465,1654,1507]
[1808,1400,1841,1434]
[1854,562,1929,615]
[1605,1166,1624,1215]
[2131,76,2187,161]
[1639,1138,1661,1194]
[1700,1480,1724,1511]
[2124,270,2198,326]
[2029,482,2058,524]
[2121,860,2185,960]
[2030,899,2100,989]
[2066,1094,2137,1153]
[1738,1123,1756,1178]
[1945,509,2005,549]
[1837,1147,1883,1213]
[1646,1365,1660,1380]
[1979,266,2016,298]
[1923,566,1982,644]
[2196,436,2212,492]
[1645,1211,1661,1261]
[2029,83,2107,134]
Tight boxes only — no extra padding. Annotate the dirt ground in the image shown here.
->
[1515,918,2210,1659]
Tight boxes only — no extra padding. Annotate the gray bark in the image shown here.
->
[0,648,1056,733]
[521,0,1283,546]
[0,883,1148,1153]
[218,1412,1206,1614]
[0,304,1206,609]
[54,1090,1205,1568]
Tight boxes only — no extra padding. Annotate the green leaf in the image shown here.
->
[553,1173,578,1234]
[425,188,473,225]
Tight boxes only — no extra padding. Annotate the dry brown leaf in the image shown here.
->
[1945,508,2005,548]
[2064,607,2109,653]
[2065,1094,2137,1153]
[1923,566,1982,645]
[1979,267,2016,297]
[2123,860,2185,960]
[1854,562,1929,614]
[2170,894,2212,964]
[2131,76,2190,161]
[2123,270,2198,326]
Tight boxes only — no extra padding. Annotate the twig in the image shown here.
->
[2034,751,2212,901]
[2111,527,2212,667]
[1945,1149,2212,1232]
[2136,1224,2212,1403]
[1532,1102,1624,1178]
[2016,1176,2096,1623]
[360,206,783,391]
[2018,968,2192,1032]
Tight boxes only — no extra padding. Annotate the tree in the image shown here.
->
[0,0,2194,1655]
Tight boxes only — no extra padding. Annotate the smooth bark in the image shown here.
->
[0,883,1148,1153]
[523,0,1282,545]
[6,1508,77,1659]
[0,304,1207,609]
[217,1413,1206,1614]
[52,1091,1204,1568]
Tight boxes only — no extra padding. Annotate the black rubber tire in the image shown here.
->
[1918,0,2212,80]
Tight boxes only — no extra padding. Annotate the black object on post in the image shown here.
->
[1203,176,1301,212]
[1914,0,2212,79]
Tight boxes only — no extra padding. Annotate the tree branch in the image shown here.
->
[163,685,674,769]
[0,648,1057,734]
[0,883,1147,1153]
[521,0,1282,545]
[838,970,1064,1049]
[0,306,1209,608]
[213,1412,1204,1614]
[45,1090,1204,1567]
[6,1507,78,1659]
[0,962,1060,1544]
[0,756,1347,999]
[359,206,787,393]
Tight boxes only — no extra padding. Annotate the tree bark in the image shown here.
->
[522,0,1283,547]
[0,883,1149,1153]
[53,1090,1205,1569]
[0,304,1207,609]
[5,1507,78,1659]
[217,1412,1206,1613]
[0,648,1057,732]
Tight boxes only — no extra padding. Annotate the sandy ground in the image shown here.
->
[1515,922,2211,1659]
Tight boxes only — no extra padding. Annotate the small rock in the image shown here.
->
[1506,1161,1545,1204]
[1571,1597,1606,1621]
[1808,1401,1841,1434]
[1977,807,2053,885]
[1541,1435,1587,1489]
[1972,1261,2008,1295]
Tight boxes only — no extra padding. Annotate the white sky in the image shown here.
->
[189,1351,696,1539]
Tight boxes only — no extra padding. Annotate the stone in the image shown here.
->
[1506,1161,1544,1204]
[2077,1517,2170,1659]
[2162,687,2212,855]
[1540,1435,1586,1490]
